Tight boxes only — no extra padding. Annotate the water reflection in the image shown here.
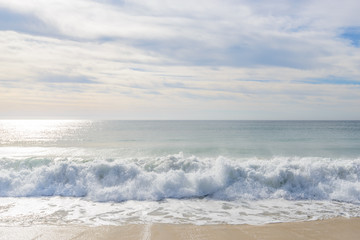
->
[0,120,89,146]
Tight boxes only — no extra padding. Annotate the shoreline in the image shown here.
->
[0,217,359,240]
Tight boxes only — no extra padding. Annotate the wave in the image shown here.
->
[0,153,359,203]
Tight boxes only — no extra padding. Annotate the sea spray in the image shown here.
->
[1,154,359,203]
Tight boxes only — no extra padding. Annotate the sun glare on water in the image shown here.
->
[0,120,86,145]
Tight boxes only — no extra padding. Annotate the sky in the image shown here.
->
[0,0,360,120]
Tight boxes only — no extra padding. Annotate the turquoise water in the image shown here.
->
[2,120,359,158]
[0,120,359,226]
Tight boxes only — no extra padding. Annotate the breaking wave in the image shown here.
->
[1,153,359,203]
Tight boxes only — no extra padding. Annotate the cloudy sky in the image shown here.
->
[0,0,359,119]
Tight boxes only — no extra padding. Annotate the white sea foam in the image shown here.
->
[0,197,359,226]
[0,153,359,203]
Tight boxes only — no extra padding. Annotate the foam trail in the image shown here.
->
[142,224,152,240]
[0,153,359,203]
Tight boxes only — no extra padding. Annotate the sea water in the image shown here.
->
[0,120,359,226]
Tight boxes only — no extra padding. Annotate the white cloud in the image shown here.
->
[0,0,359,119]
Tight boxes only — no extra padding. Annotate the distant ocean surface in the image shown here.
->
[0,120,359,226]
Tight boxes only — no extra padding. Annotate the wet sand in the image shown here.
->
[0,217,359,240]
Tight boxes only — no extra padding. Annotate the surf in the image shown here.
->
[1,153,359,204]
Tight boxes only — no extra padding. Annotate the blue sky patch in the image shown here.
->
[300,76,360,85]
[39,75,99,84]
[340,27,360,47]
[0,8,56,37]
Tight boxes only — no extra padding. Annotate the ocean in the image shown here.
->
[0,120,359,226]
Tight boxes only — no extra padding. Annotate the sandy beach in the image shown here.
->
[0,217,359,240]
